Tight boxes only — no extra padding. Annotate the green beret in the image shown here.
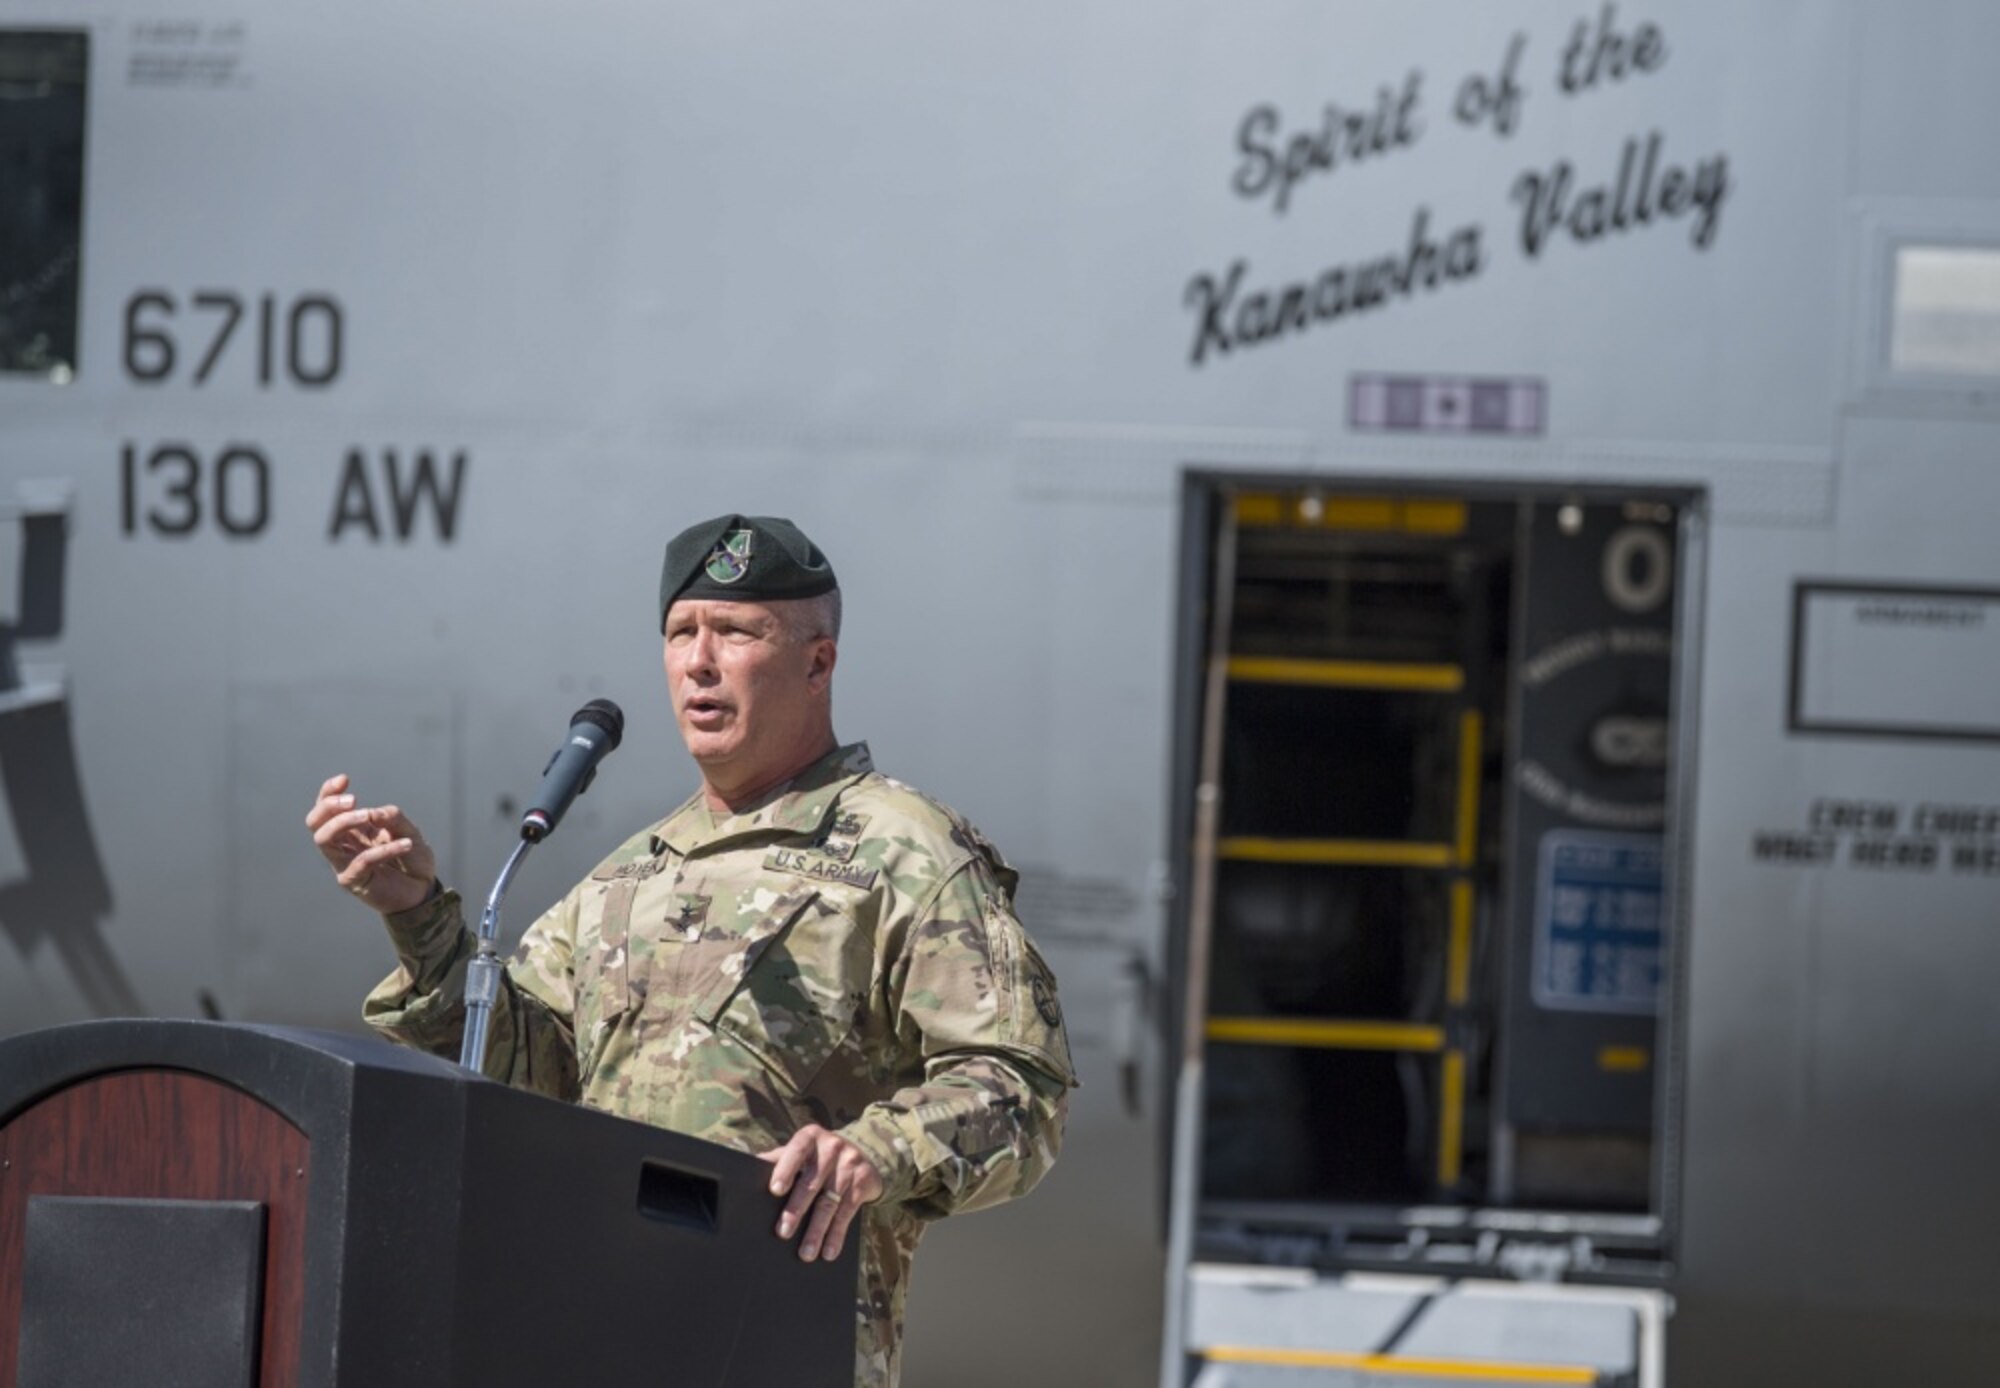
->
[659,514,838,627]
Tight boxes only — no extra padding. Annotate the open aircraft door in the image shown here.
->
[1161,476,1704,1387]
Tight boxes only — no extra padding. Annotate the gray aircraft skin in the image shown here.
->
[2,3,1998,1384]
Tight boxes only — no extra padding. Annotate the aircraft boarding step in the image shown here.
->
[1183,1264,1661,1388]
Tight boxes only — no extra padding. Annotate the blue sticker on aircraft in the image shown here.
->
[1532,829,1663,1014]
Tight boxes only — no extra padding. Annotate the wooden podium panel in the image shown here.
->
[0,1071,310,1387]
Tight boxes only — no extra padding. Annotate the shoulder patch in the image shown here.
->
[986,899,1076,1085]
[1031,966,1063,1030]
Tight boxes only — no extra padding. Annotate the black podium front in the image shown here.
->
[0,1020,855,1387]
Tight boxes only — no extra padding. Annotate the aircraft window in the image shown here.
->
[0,31,88,383]
[1889,244,2000,380]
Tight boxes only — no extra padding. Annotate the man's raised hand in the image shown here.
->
[307,773,438,916]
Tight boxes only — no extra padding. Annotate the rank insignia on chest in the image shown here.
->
[764,846,878,891]
[672,895,711,938]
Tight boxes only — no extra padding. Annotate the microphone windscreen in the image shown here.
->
[574,699,625,749]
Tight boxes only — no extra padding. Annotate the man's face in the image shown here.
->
[664,598,830,788]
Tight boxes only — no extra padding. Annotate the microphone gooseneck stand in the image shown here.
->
[457,697,624,1073]
[459,836,536,1073]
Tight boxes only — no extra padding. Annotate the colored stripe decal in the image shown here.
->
[1455,710,1483,866]
[1439,1048,1466,1187]
[1232,493,1471,536]
[1206,1017,1446,1052]
[1227,656,1466,693]
[1203,1345,1599,1383]
[1447,879,1474,1007]
[1219,838,1456,869]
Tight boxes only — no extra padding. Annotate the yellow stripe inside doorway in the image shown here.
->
[1202,1344,1599,1383]
[1204,1017,1445,1051]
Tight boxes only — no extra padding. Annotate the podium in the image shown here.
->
[0,1021,855,1387]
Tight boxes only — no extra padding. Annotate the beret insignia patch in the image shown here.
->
[705,529,753,584]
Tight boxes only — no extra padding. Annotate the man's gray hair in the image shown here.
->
[778,588,842,644]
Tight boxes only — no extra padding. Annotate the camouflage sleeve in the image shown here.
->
[361,884,584,1100]
[839,857,1078,1220]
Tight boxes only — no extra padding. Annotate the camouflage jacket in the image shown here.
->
[364,742,1076,1387]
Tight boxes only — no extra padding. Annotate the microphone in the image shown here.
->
[465,698,624,1071]
[520,699,624,842]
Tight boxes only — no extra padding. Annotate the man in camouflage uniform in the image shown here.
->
[307,514,1075,1387]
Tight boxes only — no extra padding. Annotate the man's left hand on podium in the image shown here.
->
[759,1123,885,1263]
